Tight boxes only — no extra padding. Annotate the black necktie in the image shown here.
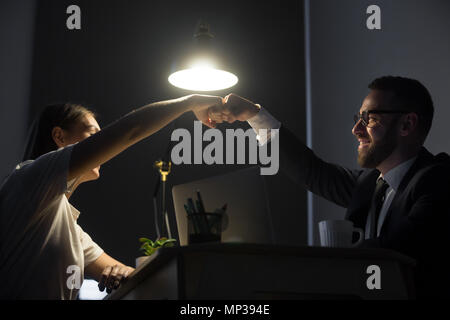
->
[367,178,389,238]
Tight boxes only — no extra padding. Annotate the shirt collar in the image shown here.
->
[379,156,418,191]
[69,202,81,220]
[63,194,81,220]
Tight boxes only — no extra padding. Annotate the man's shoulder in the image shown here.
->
[433,152,450,164]
[410,151,450,191]
[420,151,450,173]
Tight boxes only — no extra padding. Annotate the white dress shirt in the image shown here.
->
[365,156,418,238]
[247,105,281,145]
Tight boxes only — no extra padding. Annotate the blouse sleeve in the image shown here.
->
[77,224,104,267]
[6,144,76,221]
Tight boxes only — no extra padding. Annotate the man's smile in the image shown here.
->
[358,138,371,149]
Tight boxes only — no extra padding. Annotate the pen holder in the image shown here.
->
[188,212,223,244]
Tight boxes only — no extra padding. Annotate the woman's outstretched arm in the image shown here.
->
[68,94,222,181]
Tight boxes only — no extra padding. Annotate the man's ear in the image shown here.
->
[399,113,419,137]
[51,126,66,148]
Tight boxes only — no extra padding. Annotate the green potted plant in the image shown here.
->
[135,237,177,267]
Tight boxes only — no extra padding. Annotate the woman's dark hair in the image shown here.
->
[22,103,95,161]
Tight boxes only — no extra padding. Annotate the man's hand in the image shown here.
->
[98,264,135,294]
[208,93,260,124]
[187,94,224,128]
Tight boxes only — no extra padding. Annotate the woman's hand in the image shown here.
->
[187,94,224,128]
[98,264,135,294]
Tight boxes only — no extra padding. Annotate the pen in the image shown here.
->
[189,197,208,234]
[195,200,208,233]
[185,203,199,234]
[187,198,196,214]
[196,190,206,213]
[196,191,210,232]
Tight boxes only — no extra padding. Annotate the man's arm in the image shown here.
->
[219,93,362,208]
[85,252,135,293]
[278,125,362,208]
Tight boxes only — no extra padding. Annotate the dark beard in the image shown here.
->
[357,122,398,169]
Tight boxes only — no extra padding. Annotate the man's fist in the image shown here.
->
[208,94,260,124]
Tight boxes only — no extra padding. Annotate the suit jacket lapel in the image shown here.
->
[346,170,379,229]
[379,147,434,235]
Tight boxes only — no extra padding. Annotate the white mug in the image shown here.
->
[318,220,364,248]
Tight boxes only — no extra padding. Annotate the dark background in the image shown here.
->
[0,0,306,267]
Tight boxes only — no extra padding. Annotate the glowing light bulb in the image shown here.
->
[169,63,238,91]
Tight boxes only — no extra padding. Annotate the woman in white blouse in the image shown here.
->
[0,94,222,299]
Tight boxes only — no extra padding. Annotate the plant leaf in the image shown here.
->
[140,243,151,250]
[162,239,177,247]
[139,236,176,255]
[144,247,157,256]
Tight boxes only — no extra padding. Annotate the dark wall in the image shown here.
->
[308,0,450,244]
[28,0,306,266]
[0,0,36,180]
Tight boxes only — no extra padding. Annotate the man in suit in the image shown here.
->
[209,76,450,298]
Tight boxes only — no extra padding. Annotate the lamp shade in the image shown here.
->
[168,22,238,92]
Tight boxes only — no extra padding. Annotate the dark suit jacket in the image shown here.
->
[279,126,450,299]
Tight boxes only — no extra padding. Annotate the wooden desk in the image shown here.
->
[106,243,416,300]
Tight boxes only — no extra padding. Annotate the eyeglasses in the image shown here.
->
[353,110,411,128]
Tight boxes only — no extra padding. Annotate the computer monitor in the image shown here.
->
[172,166,275,246]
